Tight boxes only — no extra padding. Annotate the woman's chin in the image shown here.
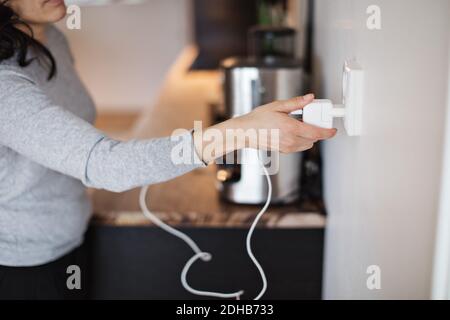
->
[44,1,67,23]
[49,8,67,23]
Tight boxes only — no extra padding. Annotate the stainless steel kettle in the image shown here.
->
[217,55,305,204]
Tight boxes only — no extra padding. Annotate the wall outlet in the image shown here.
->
[342,60,364,136]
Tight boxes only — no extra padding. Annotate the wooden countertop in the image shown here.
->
[91,47,325,229]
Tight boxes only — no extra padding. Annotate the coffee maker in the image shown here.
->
[217,27,305,204]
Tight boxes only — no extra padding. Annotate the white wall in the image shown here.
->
[432,37,450,300]
[312,0,450,299]
[58,0,190,112]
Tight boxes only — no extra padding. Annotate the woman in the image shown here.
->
[0,0,336,299]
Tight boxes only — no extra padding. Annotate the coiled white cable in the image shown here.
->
[139,159,272,300]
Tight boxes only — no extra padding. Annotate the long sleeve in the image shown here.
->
[0,70,206,193]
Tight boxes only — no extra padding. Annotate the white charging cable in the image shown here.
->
[139,158,272,300]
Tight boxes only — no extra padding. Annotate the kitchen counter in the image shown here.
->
[91,47,325,229]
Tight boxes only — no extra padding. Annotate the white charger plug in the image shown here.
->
[291,60,364,134]
[291,99,346,129]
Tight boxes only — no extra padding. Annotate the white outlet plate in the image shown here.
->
[342,60,364,136]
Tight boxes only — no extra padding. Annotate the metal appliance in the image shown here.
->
[217,27,305,204]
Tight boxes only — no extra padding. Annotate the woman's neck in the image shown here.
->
[16,23,48,44]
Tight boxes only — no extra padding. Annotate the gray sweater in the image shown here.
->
[0,26,204,266]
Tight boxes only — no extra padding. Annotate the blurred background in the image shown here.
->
[59,0,309,131]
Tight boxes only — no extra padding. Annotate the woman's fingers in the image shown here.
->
[278,118,337,153]
[294,121,337,140]
[279,136,315,153]
[237,93,338,154]
[283,116,337,140]
[273,94,337,138]
[273,93,315,113]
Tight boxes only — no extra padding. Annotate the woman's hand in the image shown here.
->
[193,94,338,164]
[236,93,337,152]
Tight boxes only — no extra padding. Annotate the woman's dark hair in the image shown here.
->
[0,0,56,80]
